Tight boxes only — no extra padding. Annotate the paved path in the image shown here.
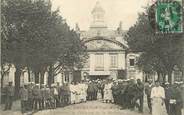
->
[34,101,150,115]
[1,100,184,115]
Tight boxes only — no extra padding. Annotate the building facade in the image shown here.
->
[1,1,183,87]
[78,1,133,81]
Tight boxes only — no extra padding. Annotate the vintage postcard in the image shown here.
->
[1,0,184,115]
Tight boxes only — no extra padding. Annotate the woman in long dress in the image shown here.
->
[69,82,76,104]
[103,81,113,103]
[151,81,167,115]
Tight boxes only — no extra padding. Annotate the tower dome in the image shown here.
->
[91,1,105,14]
[90,1,107,28]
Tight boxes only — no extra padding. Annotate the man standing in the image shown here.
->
[169,82,183,115]
[134,79,144,113]
[69,82,76,104]
[100,80,105,100]
[56,82,61,107]
[145,79,154,113]
[126,79,136,109]
[32,84,41,110]
[19,84,28,113]
[27,83,33,111]
[119,80,128,109]
[61,83,69,106]
[111,81,119,104]
[87,81,95,101]
[4,82,14,111]
[164,82,171,115]
[40,84,45,110]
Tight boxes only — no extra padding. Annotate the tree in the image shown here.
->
[1,0,87,96]
[126,7,184,83]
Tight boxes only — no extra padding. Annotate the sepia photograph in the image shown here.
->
[1,0,184,115]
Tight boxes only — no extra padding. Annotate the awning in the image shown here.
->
[89,71,110,76]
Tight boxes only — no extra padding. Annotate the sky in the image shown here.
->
[51,0,150,30]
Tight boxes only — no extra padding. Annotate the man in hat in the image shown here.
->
[169,82,183,115]
[56,82,61,107]
[69,82,76,104]
[111,81,119,104]
[50,84,59,109]
[164,82,171,115]
[40,84,45,110]
[32,84,41,110]
[120,80,128,109]
[126,79,136,109]
[27,82,34,111]
[62,83,70,105]
[133,79,144,113]
[145,79,154,113]
[19,84,28,113]
[4,81,14,111]
[87,81,95,101]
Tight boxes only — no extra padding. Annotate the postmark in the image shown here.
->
[155,0,183,33]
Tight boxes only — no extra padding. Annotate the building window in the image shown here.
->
[129,59,135,66]
[174,70,182,82]
[64,71,69,82]
[110,54,118,68]
[95,54,104,70]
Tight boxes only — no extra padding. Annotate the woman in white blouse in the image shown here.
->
[151,81,167,115]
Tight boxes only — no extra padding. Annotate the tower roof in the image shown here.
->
[91,1,105,14]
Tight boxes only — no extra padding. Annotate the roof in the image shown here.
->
[91,1,105,14]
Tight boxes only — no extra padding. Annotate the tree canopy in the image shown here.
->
[1,0,87,90]
[126,5,184,83]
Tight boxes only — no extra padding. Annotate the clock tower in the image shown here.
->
[90,1,107,28]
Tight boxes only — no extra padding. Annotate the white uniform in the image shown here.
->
[80,83,87,102]
[75,84,80,103]
[104,83,113,102]
[151,86,167,115]
[69,84,76,104]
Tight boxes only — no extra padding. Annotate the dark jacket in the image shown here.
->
[19,88,28,101]
[32,87,41,99]
[5,85,14,97]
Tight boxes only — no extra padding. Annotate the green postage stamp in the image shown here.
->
[156,0,183,33]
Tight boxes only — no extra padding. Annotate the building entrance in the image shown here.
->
[88,75,109,80]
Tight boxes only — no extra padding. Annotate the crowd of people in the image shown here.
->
[3,78,184,115]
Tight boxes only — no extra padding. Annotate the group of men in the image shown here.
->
[19,82,67,113]
[3,79,184,115]
[3,81,89,114]
[111,78,144,113]
[145,80,183,115]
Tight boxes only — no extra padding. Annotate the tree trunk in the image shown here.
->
[28,67,31,82]
[34,71,39,84]
[162,73,166,83]
[48,65,53,87]
[1,73,5,103]
[40,70,45,85]
[14,67,21,99]
[182,70,184,83]
[1,74,4,91]
[157,72,161,81]
[168,71,172,84]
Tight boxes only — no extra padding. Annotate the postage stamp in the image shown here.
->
[156,0,183,33]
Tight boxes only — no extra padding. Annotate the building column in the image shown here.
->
[104,53,109,71]
[90,53,95,71]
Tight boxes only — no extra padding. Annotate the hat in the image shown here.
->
[178,81,183,84]
[51,84,56,87]
[165,82,170,85]
[174,81,179,84]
